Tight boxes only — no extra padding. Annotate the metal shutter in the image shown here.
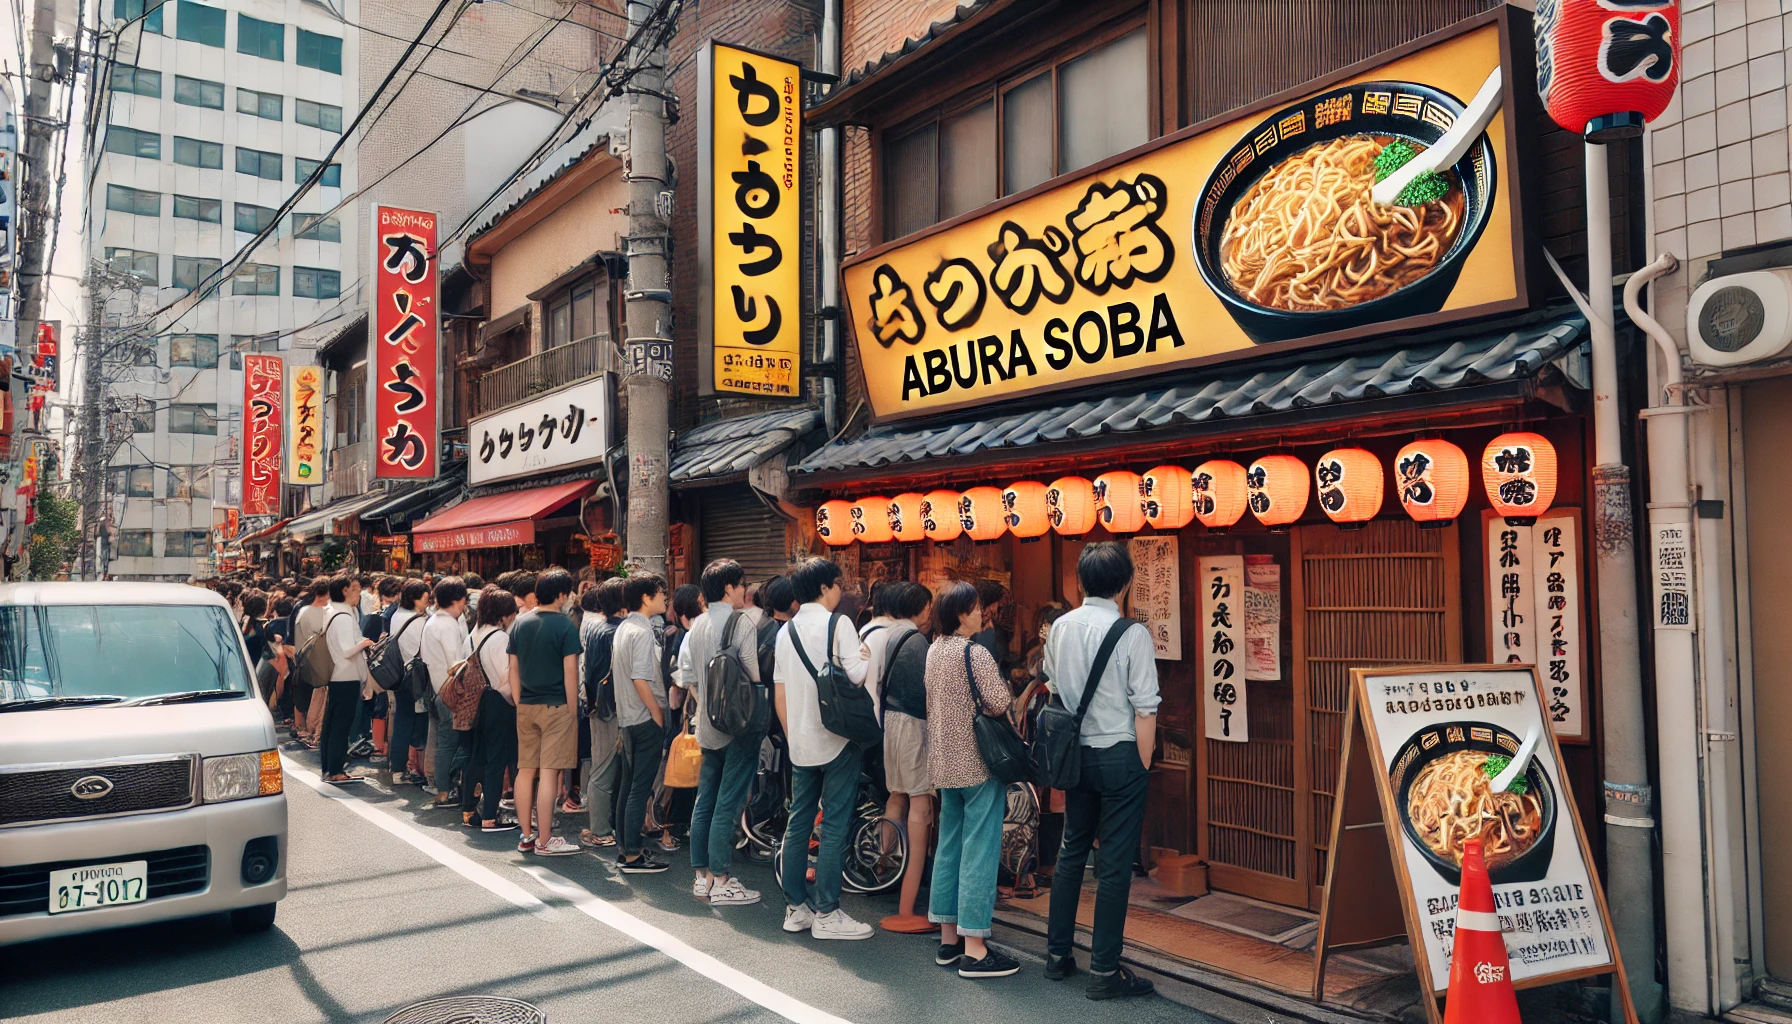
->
[698,486,791,584]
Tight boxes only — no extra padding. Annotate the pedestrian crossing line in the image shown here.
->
[522,866,858,1024]
[282,757,558,920]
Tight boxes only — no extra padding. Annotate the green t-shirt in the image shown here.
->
[507,608,582,705]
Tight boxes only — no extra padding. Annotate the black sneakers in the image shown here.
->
[1085,965,1155,1001]
[618,854,670,874]
[934,940,965,966]
[1044,954,1077,980]
[957,948,1021,979]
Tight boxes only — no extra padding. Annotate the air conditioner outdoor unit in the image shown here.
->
[1686,268,1792,366]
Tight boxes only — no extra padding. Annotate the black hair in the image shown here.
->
[462,572,484,589]
[892,581,932,621]
[596,577,625,616]
[622,573,666,612]
[1077,541,1134,600]
[535,568,575,606]
[377,576,402,598]
[789,557,842,604]
[241,592,267,620]
[579,587,603,613]
[699,559,746,603]
[477,586,518,627]
[869,581,895,619]
[272,597,295,618]
[762,575,797,616]
[672,583,704,622]
[974,579,1006,608]
[506,571,537,600]
[327,574,354,603]
[932,581,980,636]
[400,579,430,611]
[433,577,470,608]
[310,578,331,600]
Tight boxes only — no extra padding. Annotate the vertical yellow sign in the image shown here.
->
[286,364,323,485]
[703,42,802,397]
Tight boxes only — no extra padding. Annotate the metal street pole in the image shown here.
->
[622,0,672,578]
[14,0,57,356]
[75,263,106,579]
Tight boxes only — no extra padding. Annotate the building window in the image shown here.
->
[129,404,156,432]
[176,1,225,47]
[545,277,605,348]
[292,212,340,242]
[104,124,160,159]
[173,75,224,109]
[105,247,158,284]
[293,266,339,299]
[235,147,281,180]
[233,203,275,234]
[294,158,341,187]
[106,184,160,217]
[172,255,220,292]
[173,136,223,169]
[236,88,281,120]
[236,13,283,60]
[169,333,219,367]
[881,26,1147,239]
[173,195,221,223]
[232,263,279,296]
[111,65,161,97]
[170,466,212,500]
[121,466,156,497]
[116,0,163,34]
[296,28,341,74]
[232,332,280,354]
[170,403,218,435]
[295,99,342,133]
[117,531,153,557]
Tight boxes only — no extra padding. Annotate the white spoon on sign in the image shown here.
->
[1370,66,1504,207]
[1491,721,1541,795]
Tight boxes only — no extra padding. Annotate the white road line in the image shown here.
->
[522,865,857,1024]
[281,757,555,919]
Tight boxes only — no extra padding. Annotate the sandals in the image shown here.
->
[579,830,617,849]
[656,832,681,853]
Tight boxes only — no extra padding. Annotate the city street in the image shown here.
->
[0,755,1273,1024]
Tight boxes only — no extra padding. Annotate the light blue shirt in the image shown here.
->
[1042,596,1160,748]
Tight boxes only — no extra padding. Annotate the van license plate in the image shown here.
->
[47,860,149,914]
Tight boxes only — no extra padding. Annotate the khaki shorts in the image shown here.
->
[882,710,934,796]
[517,702,578,770]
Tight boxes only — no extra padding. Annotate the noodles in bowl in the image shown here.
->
[1219,135,1466,313]
[1405,748,1544,872]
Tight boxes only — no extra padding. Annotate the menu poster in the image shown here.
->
[1127,536,1181,660]
[1482,510,1586,740]
[1243,555,1281,680]
[1199,555,1247,742]
[1651,521,1694,631]
[1354,666,1615,998]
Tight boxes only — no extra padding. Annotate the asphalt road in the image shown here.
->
[0,753,1287,1024]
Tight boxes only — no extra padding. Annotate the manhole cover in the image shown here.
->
[383,996,546,1024]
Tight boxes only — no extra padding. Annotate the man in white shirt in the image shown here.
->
[421,578,473,807]
[772,557,873,941]
[320,574,374,784]
[291,580,332,745]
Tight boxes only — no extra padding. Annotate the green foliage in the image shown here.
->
[27,491,81,580]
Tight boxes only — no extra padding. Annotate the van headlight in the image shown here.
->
[203,750,282,802]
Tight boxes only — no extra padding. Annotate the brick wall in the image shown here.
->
[840,0,968,79]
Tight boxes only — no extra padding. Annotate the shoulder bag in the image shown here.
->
[366,612,425,692]
[967,641,1033,784]
[1028,618,1139,790]
[790,612,882,745]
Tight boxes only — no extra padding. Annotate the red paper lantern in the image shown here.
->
[958,486,1008,541]
[850,496,893,544]
[1003,481,1051,539]
[1314,448,1384,528]
[888,493,928,542]
[1192,459,1248,530]
[921,489,963,542]
[815,499,854,546]
[1143,465,1195,530]
[1093,471,1146,534]
[1395,439,1470,526]
[1536,0,1679,140]
[1046,476,1097,536]
[1248,455,1309,528]
[1482,432,1558,524]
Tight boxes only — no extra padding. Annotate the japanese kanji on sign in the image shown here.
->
[286,364,323,485]
[1200,554,1247,742]
[241,355,283,516]
[373,205,439,479]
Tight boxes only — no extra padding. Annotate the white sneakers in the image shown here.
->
[782,904,816,932]
[708,878,761,906]
[692,875,712,899]
[809,908,873,940]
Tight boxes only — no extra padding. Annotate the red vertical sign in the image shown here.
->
[242,355,283,515]
[373,205,439,479]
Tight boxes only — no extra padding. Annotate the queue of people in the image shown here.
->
[203,540,1161,999]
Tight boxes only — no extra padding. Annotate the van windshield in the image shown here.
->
[0,604,253,704]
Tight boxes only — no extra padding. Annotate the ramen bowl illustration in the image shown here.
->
[1389,719,1556,887]
[1192,79,1499,344]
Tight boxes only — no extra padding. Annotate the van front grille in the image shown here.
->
[0,758,197,827]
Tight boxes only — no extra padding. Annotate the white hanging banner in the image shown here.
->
[1533,513,1584,738]
[1199,554,1247,743]
[1486,517,1537,667]
[1127,536,1181,660]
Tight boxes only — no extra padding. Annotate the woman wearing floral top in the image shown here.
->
[923,582,1020,980]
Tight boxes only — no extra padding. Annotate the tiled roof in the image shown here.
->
[671,408,824,485]
[792,315,1586,478]
[838,1,997,90]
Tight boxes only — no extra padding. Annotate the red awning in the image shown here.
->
[412,479,591,553]
[239,518,292,544]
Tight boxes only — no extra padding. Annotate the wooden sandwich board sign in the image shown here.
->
[1311,665,1635,1024]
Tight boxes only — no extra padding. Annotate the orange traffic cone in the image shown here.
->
[1443,836,1521,1024]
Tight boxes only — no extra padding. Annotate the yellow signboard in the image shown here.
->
[844,17,1527,423]
[286,364,323,485]
[700,42,803,398]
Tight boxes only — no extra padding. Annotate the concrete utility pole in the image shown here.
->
[14,0,58,356]
[622,0,673,578]
[74,262,106,579]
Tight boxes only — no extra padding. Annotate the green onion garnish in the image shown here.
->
[1373,140,1417,182]
[1481,754,1528,795]
[1395,169,1450,206]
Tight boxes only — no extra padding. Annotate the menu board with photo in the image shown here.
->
[1127,536,1181,660]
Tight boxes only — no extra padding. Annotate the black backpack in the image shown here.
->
[706,611,771,736]
[789,611,881,745]
[367,612,425,693]
[1029,618,1138,790]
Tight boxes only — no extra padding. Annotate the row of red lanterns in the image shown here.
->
[813,433,1559,545]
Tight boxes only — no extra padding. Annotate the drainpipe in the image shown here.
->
[817,0,841,435]
[1584,142,1665,1024]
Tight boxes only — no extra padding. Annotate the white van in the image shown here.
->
[0,582,287,945]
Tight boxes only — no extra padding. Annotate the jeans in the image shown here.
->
[388,697,428,773]
[1047,743,1150,973]
[779,743,861,915]
[461,689,517,821]
[319,680,362,776]
[353,696,373,743]
[929,777,1005,937]
[689,731,763,875]
[620,720,664,856]
[586,712,621,837]
[431,696,466,793]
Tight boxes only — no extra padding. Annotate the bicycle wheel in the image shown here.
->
[842,814,907,895]
[1000,781,1040,881]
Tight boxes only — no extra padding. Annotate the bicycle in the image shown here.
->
[771,772,908,895]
